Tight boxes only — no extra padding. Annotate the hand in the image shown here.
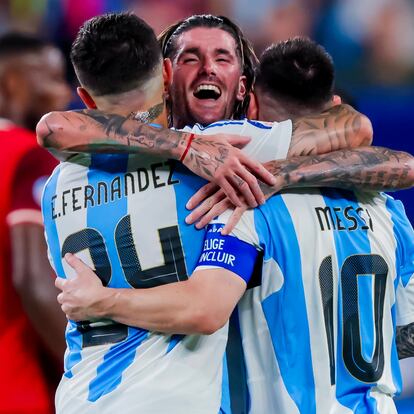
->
[181,134,276,207]
[55,253,110,321]
[185,182,248,234]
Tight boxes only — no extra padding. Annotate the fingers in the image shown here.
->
[241,154,276,187]
[55,277,65,290]
[222,207,247,235]
[186,182,219,210]
[225,134,251,149]
[195,198,234,229]
[186,190,226,225]
[215,176,243,207]
[64,253,88,273]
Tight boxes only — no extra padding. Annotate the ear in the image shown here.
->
[163,58,173,97]
[77,87,97,109]
[236,75,247,102]
[247,92,258,119]
[332,94,342,106]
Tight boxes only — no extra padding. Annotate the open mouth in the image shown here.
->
[193,84,222,100]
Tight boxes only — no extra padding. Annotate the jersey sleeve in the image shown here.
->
[7,147,58,227]
[180,119,292,163]
[194,210,262,283]
[391,200,414,326]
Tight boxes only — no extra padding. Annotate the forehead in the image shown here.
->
[175,27,238,55]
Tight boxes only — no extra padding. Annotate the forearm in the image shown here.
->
[36,110,189,160]
[91,282,214,335]
[396,322,414,359]
[289,104,373,156]
[264,146,414,196]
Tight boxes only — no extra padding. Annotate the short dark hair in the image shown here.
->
[0,32,49,58]
[159,14,258,119]
[256,37,335,110]
[70,12,162,96]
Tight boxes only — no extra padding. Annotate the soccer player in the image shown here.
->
[60,38,414,413]
[41,13,299,414]
[0,33,70,413]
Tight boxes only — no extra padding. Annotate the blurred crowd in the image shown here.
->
[1,0,414,88]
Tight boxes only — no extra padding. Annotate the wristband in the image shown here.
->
[179,133,195,162]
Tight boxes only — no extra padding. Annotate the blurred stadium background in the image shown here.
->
[1,0,413,411]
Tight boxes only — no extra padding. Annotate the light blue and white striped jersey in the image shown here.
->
[41,119,292,414]
[198,188,414,414]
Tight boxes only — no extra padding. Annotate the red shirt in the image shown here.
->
[0,122,58,414]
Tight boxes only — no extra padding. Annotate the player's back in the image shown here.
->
[41,118,292,414]
[233,188,414,414]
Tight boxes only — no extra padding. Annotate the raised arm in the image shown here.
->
[288,104,373,156]
[36,110,276,208]
[186,147,414,231]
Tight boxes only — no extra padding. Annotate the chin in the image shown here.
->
[192,110,226,126]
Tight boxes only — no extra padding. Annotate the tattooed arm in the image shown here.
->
[186,147,414,231]
[288,104,373,156]
[36,109,276,207]
[396,323,414,359]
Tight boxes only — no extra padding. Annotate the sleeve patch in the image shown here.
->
[196,223,259,283]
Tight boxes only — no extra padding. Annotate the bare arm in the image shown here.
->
[288,104,373,156]
[262,146,414,195]
[396,323,414,359]
[10,223,67,360]
[36,110,276,207]
[186,147,414,231]
[56,253,246,335]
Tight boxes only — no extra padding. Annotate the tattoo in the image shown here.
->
[289,104,372,156]
[183,137,230,179]
[260,147,414,197]
[396,322,414,359]
[41,109,189,159]
[130,102,164,123]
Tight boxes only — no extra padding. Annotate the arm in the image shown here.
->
[263,146,414,195]
[10,222,67,360]
[57,253,246,335]
[8,147,67,360]
[36,110,275,207]
[288,104,373,156]
[186,147,414,231]
[396,323,414,359]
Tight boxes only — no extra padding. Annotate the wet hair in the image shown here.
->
[159,14,258,119]
[256,37,335,111]
[0,32,49,58]
[71,12,162,96]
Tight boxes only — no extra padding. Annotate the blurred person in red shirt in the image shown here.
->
[0,32,71,413]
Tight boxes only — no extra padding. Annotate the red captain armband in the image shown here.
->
[179,133,195,162]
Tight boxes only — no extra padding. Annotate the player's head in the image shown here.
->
[159,14,257,128]
[0,32,71,130]
[71,12,168,122]
[251,37,339,122]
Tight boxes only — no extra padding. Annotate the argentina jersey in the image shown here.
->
[196,189,414,414]
[41,118,292,414]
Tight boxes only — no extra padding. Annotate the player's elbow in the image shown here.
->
[353,114,373,148]
[36,112,62,149]
[186,307,227,335]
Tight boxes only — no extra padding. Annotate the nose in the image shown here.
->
[199,57,216,77]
